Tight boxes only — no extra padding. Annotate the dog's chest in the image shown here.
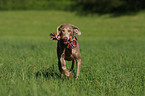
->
[64,49,74,61]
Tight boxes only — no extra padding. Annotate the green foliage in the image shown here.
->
[0,0,73,10]
[0,11,145,96]
[0,0,144,14]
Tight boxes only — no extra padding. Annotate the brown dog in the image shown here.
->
[56,24,81,79]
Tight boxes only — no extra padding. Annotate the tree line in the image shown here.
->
[0,0,73,10]
[0,0,144,13]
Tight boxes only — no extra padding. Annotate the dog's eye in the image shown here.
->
[68,30,71,33]
[62,30,65,33]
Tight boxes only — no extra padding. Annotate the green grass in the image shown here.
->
[0,11,145,96]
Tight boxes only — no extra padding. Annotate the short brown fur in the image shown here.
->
[57,24,81,79]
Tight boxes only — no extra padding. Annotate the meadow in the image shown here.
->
[0,11,144,96]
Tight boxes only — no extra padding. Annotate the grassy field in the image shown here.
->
[0,11,144,96]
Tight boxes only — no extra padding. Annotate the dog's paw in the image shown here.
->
[75,76,79,80]
[68,72,73,79]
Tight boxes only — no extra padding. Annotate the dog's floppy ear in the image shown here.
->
[72,25,81,35]
[57,24,62,35]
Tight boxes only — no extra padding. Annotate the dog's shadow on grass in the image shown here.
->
[35,65,61,79]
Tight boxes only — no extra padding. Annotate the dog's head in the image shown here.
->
[57,24,81,44]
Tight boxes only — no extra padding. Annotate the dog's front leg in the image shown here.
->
[58,60,63,77]
[60,51,71,78]
[76,59,81,79]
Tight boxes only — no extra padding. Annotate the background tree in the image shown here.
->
[73,0,145,14]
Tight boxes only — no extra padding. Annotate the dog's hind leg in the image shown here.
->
[69,60,75,77]
[70,60,75,72]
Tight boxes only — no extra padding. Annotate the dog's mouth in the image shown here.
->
[63,39,69,45]
[62,37,70,45]
[64,41,68,45]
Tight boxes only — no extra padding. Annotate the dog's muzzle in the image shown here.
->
[62,37,70,45]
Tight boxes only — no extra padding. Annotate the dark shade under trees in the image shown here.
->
[73,0,145,14]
